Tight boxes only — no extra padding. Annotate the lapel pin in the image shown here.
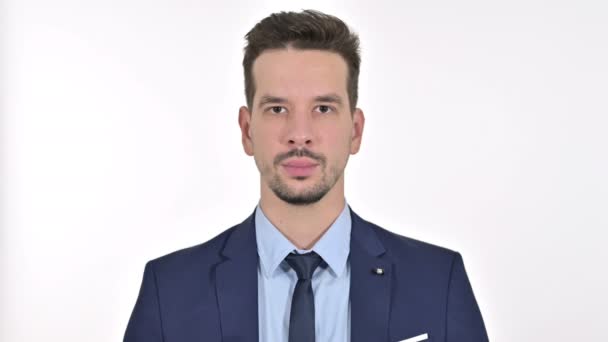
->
[373,267,384,275]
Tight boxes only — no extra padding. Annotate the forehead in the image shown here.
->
[251,48,348,102]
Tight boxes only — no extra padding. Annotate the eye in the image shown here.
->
[315,105,334,114]
[269,106,287,114]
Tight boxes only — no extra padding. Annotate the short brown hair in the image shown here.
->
[243,10,361,112]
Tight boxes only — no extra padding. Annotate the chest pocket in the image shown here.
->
[393,332,429,342]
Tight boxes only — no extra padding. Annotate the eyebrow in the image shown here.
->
[258,95,288,108]
[257,93,344,109]
[314,94,343,105]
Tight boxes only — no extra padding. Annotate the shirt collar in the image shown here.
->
[255,199,351,278]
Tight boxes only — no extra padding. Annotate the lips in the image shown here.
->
[282,158,319,168]
[281,158,319,177]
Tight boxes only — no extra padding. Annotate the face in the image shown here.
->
[239,48,365,206]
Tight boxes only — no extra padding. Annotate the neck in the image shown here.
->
[259,176,346,250]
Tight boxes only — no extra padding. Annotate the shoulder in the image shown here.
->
[358,217,466,292]
[360,216,460,269]
[144,224,237,275]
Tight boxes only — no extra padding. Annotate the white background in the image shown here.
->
[2,0,607,341]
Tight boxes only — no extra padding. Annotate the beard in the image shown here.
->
[268,163,343,205]
[261,147,345,206]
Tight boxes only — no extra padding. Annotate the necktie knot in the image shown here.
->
[285,251,323,280]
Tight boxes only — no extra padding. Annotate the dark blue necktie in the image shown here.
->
[285,251,323,342]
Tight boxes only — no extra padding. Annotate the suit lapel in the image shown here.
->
[350,208,393,342]
[213,206,393,342]
[215,209,259,342]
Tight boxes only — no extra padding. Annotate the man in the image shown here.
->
[124,9,489,342]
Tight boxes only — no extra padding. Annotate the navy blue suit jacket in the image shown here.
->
[124,206,489,341]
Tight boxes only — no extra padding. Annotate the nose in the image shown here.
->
[285,110,314,148]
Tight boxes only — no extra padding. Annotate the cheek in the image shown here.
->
[325,131,352,161]
[251,127,279,167]
[251,123,273,147]
[252,120,282,144]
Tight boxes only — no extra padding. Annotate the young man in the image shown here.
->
[124,10,489,342]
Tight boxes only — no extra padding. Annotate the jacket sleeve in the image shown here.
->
[124,261,164,342]
[446,252,489,341]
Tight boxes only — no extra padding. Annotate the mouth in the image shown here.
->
[281,158,320,177]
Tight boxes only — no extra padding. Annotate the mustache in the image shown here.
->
[275,148,326,166]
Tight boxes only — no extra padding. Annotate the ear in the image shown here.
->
[238,106,254,156]
[350,108,365,154]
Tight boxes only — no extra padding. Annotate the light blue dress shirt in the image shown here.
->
[255,199,351,342]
